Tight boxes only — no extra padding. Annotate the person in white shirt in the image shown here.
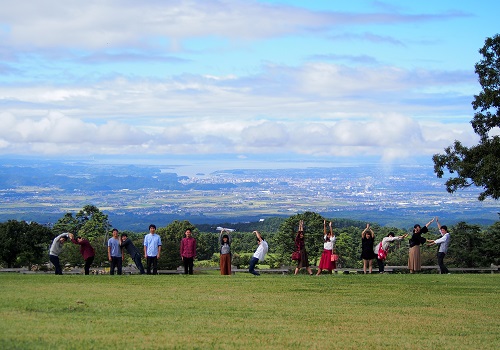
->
[374,232,407,273]
[249,231,268,276]
[316,221,337,275]
[49,232,70,275]
[427,217,451,274]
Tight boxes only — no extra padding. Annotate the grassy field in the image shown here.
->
[1,273,499,349]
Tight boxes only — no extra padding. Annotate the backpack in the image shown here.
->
[377,242,388,260]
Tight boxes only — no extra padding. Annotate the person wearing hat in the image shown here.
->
[69,233,95,275]
[49,232,70,275]
[374,231,408,273]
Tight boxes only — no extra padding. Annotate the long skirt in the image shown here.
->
[220,253,232,275]
[318,249,336,271]
[297,249,310,268]
[408,245,421,271]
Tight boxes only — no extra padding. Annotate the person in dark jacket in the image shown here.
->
[408,218,434,273]
[69,233,95,275]
[120,233,145,274]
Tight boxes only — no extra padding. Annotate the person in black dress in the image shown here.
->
[360,224,376,274]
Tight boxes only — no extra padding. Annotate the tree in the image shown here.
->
[0,220,52,268]
[480,221,500,265]
[272,212,326,267]
[433,34,500,201]
[157,220,196,270]
[446,222,483,268]
[54,205,111,267]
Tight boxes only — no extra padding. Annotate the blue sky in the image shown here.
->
[1,0,499,172]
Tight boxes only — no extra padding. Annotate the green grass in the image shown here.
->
[1,273,499,349]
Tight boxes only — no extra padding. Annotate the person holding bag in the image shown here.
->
[316,220,337,275]
[294,220,313,275]
[374,232,407,273]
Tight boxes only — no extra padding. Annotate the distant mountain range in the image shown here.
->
[0,158,497,231]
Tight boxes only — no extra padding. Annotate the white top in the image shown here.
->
[49,233,69,256]
[253,240,268,261]
[374,236,402,254]
[323,235,336,251]
[434,232,451,253]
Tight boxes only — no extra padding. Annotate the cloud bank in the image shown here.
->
[0,0,489,165]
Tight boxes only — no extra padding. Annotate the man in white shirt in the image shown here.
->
[427,217,451,274]
[249,231,268,276]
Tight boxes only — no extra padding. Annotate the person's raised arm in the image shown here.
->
[362,223,370,237]
[425,217,435,228]
[435,217,441,230]
[329,222,334,237]
[253,230,263,242]
[323,220,327,236]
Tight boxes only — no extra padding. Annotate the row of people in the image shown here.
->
[48,218,450,276]
[294,217,451,275]
[48,225,269,276]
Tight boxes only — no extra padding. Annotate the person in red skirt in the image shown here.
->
[316,220,337,275]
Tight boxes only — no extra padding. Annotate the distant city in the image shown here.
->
[0,158,498,231]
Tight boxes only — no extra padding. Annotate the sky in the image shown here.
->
[1,0,499,173]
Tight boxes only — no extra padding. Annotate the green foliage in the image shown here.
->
[2,208,500,270]
[479,221,500,266]
[433,34,500,200]
[447,222,483,267]
[0,220,53,268]
[272,212,326,266]
[156,220,196,270]
[195,232,218,261]
[53,205,111,267]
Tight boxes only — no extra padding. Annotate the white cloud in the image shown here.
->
[1,109,477,161]
[0,1,469,51]
[0,1,487,167]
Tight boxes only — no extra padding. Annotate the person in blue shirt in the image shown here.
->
[108,228,123,275]
[143,224,162,275]
[427,217,451,274]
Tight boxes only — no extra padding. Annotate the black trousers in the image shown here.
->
[49,254,63,275]
[110,256,122,275]
[183,257,194,275]
[84,256,94,275]
[147,256,158,275]
[132,253,145,274]
[377,258,385,273]
[437,252,449,274]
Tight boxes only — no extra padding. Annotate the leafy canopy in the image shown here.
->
[433,34,500,201]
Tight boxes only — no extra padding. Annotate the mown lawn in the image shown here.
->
[0,273,499,349]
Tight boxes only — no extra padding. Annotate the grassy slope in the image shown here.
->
[0,274,499,349]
